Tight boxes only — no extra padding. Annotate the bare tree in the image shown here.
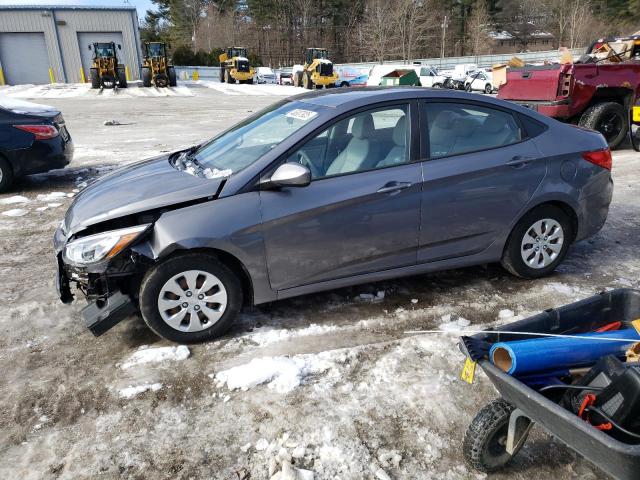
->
[393,0,437,62]
[466,0,491,57]
[362,0,395,63]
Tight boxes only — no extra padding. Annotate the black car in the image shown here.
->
[0,98,73,191]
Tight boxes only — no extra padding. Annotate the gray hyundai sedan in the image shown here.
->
[54,88,613,343]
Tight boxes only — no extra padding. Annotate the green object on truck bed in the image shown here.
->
[380,69,420,86]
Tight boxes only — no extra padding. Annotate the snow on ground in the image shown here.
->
[0,82,195,98]
[0,90,636,479]
[194,79,306,97]
[120,345,190,369]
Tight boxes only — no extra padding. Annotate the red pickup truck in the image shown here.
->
[498,34,640,149]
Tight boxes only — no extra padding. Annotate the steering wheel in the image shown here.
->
[296,150,321,178]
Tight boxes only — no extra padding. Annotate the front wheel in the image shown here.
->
[464,399,524,473]
[117,68,127,88]
[484,83,492,94]
[501,205,572,279]
[142,67,152,87]
[168,67,177,87]
[139,253,243,343]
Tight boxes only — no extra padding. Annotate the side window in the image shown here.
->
[426,102,522,158]
[286,105,410,179]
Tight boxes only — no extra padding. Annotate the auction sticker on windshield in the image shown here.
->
[285,109,317,121]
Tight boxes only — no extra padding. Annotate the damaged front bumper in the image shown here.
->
[54,223,145,337]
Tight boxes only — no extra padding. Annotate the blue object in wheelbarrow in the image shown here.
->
[459,288,640,480]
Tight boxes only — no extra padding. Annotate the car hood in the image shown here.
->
[62,153,223,236]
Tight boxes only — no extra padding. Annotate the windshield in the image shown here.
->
[188,101,323,177]
[95,44,114,57]
[147,43,165,57]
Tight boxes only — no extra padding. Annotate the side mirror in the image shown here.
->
[118,44,122,50]
[264,163,311,189]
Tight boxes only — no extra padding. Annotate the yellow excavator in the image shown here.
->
[141,42,177,87]
[293,48,339,89]
[219,47,254,84]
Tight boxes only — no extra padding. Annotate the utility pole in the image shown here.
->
[441,15,448,61]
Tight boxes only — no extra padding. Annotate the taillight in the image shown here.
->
[13,124,59,140]
[582,149,612,170]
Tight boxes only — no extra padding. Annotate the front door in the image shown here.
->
[259,103,422,290]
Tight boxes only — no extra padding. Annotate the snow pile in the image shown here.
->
[242,323,339,347]
[36,192,67,202]
[498,309,514,319]
[120,345,190,369]
[2,208,28,217]
[0,195,30,205]
[438,314,471,331]
[119,383,163,399]
[214,350,351,393]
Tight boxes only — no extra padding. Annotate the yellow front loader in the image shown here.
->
[141,42,176,87]
[219,47,254,84]
[293,48,339,89]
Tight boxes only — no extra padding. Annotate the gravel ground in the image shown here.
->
[0,82,638,480]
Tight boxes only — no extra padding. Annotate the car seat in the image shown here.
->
[325,113,377,176]
[376,116,408,168]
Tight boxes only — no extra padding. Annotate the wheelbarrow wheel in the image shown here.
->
[463,399,524,473]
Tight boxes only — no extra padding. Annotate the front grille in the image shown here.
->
[237,60,250,72]
[319,62,333,76]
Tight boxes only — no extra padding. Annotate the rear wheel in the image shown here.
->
[168,67,177,87]
[303,72,313,90]
[142,67,152,87]
[219,66,225,83]
[139,253,243,343]
[0,156,14,193]
[484,83,492,94]
[501,205,572,279]
[464,399,524,473]
[432,83,442,88]
[89,68,100,89]
[579,101,627,149]
[117,67,127,88]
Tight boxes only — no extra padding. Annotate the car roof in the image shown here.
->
[295,86,552,123]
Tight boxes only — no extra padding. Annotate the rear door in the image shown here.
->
[418,101,547,263]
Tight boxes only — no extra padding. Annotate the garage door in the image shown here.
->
[77,32,125,81]
[0,33,51,85]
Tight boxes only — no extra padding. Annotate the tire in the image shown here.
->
[0,156,14,193]
[484,83,492,94]
[501,205,573,279]
[100,74,116,89]
[89,68,100,89]
[225,69,235,84]
[117,68,127,88]
[247,78,254,84]
[303,72,313,90]
[579,101,627,149]
[219,66,225,83]
[139,253,243,344]
[340,81,349,88]
[432,83,442,88]
[463,399,524,473]
[168,67,177,87]
[142,67,152,87]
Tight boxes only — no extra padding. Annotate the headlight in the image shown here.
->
[63,224,150,266]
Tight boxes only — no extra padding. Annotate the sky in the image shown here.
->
[3,0,157,20]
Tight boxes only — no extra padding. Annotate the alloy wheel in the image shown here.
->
[157,269,228,332]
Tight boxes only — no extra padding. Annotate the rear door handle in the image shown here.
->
[506,156,533,167]
[377,181,412,194]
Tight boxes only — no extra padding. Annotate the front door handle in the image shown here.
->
[377,181,412,194]
[506,156,533,167]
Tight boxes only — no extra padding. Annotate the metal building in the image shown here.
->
[0,4,142,85]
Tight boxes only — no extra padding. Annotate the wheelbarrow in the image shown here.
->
[459,288,640,480]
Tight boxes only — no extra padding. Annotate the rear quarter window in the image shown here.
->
[518,113,548,138]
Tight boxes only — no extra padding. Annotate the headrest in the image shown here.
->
[352,113,375,139]
[454,117,477,137]
[483,114,505,134]
[392,116,406,145]
[432,110,458,130]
